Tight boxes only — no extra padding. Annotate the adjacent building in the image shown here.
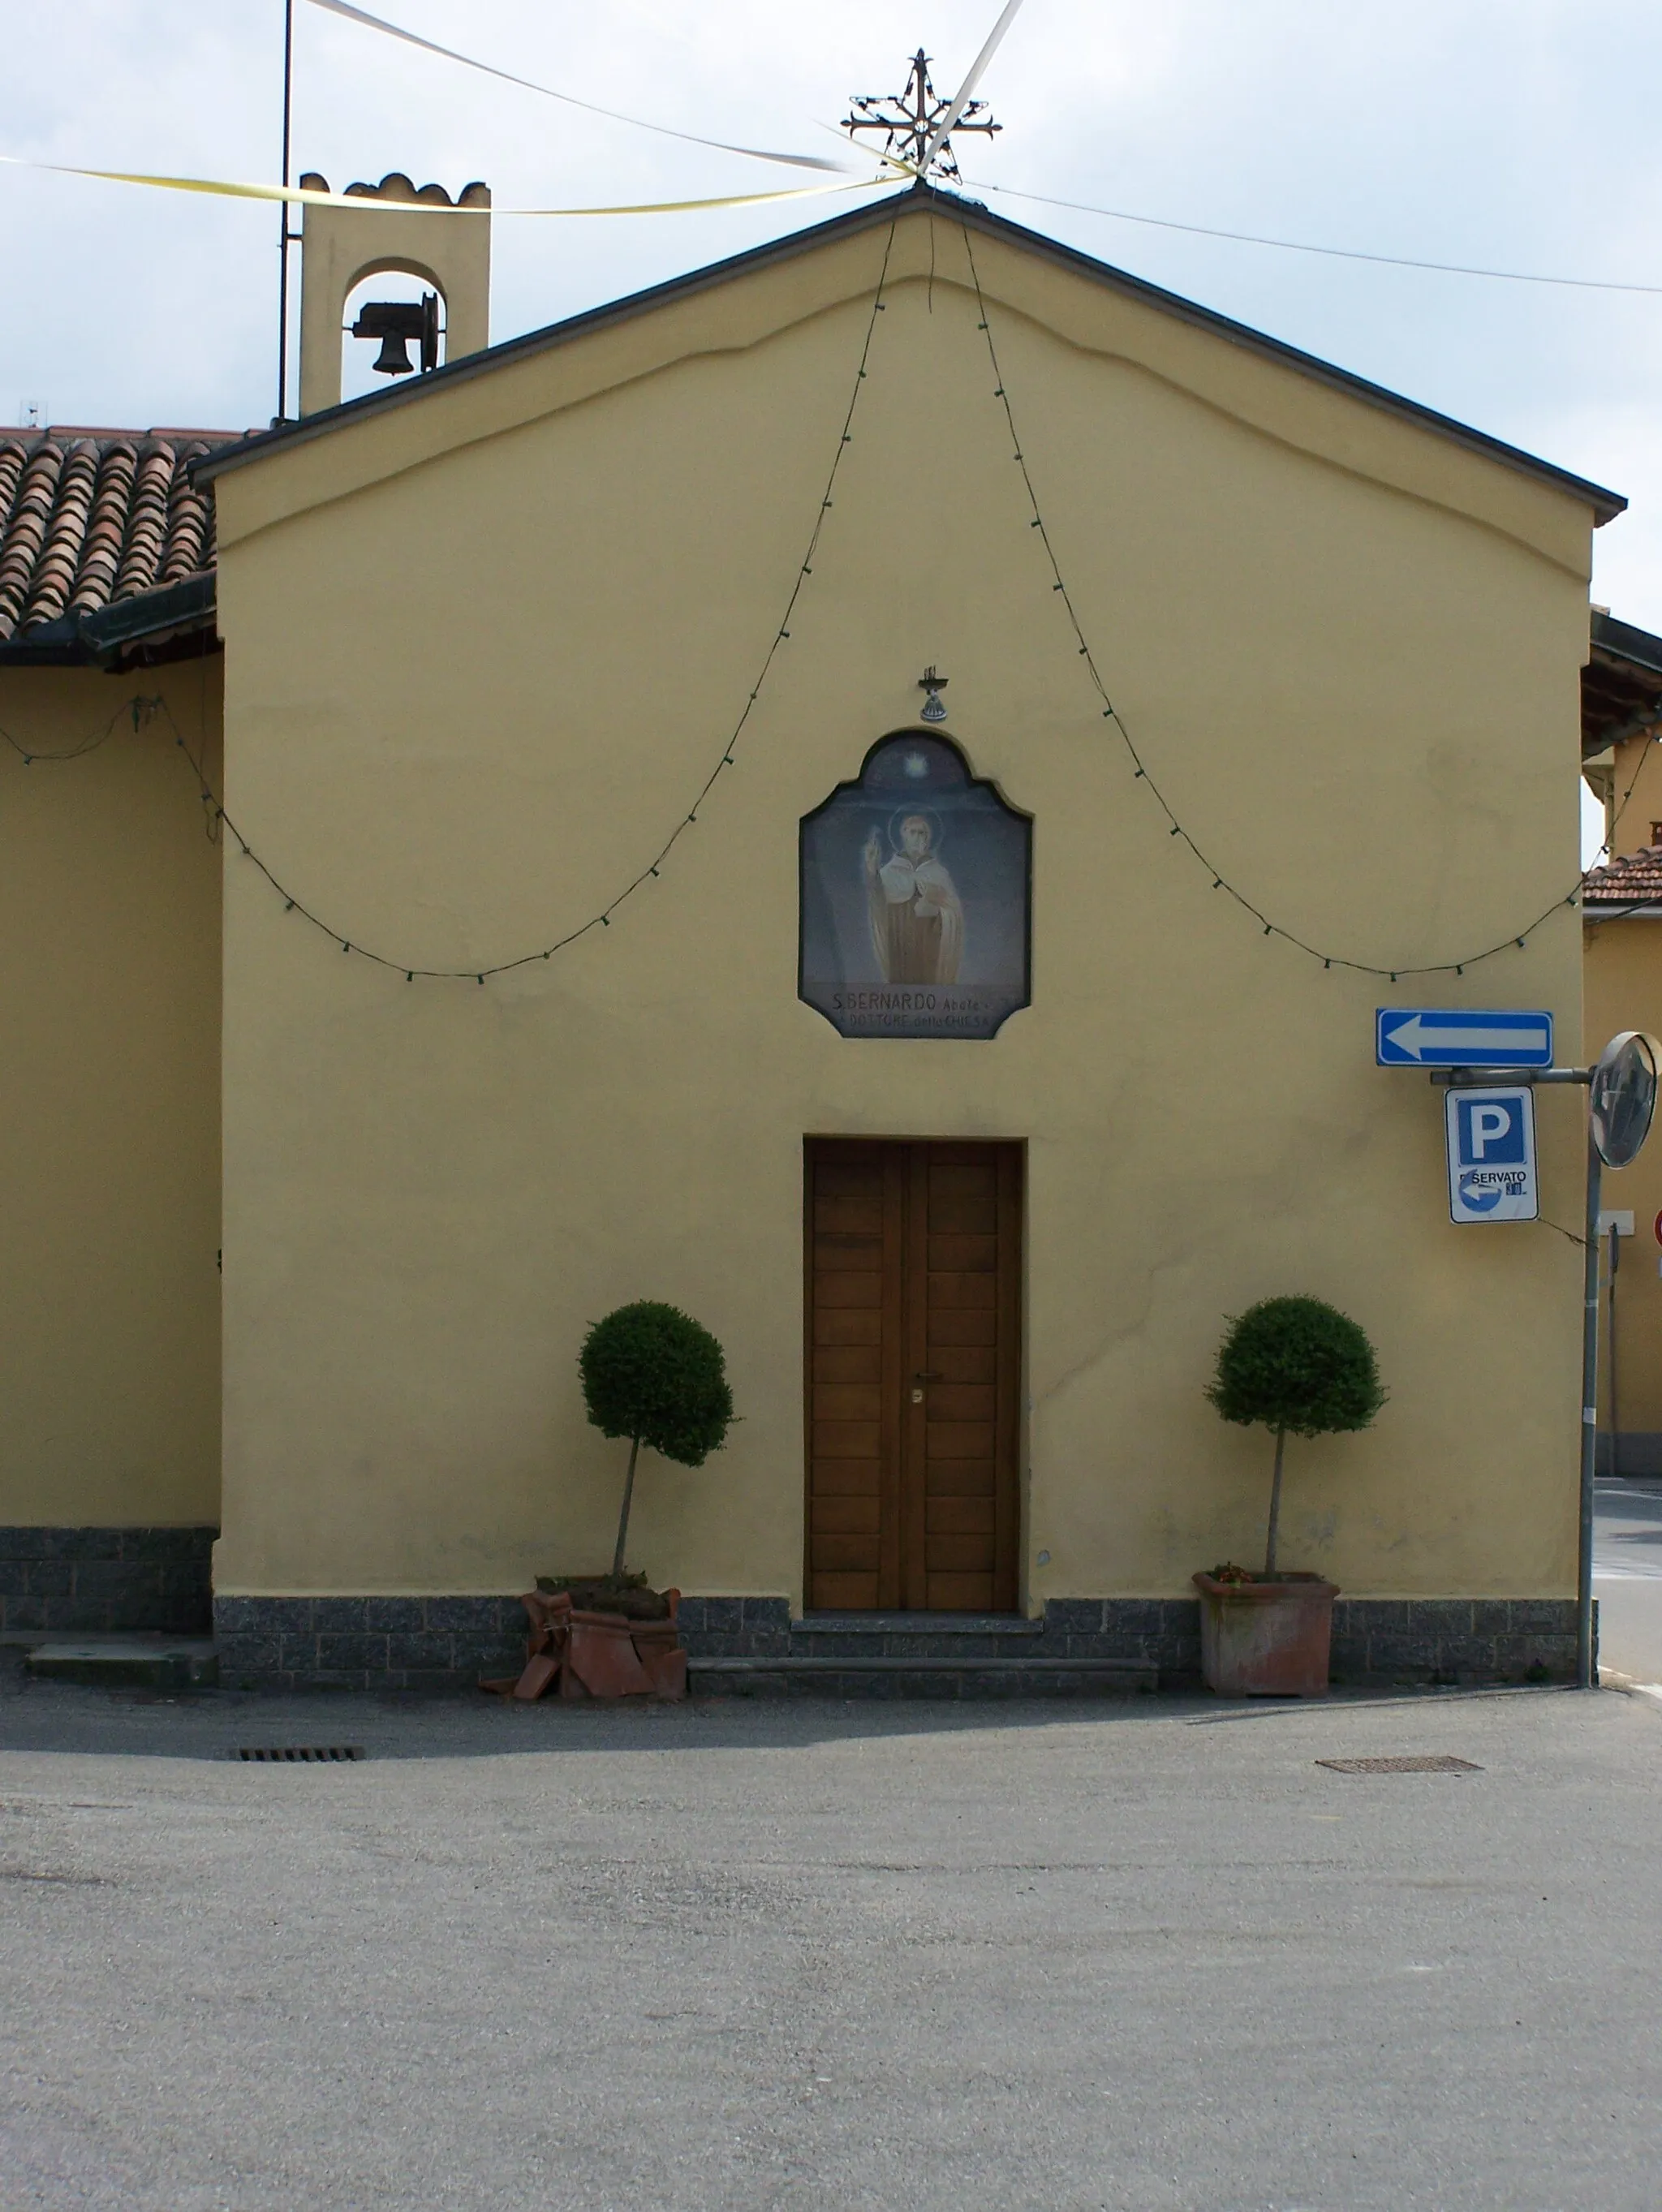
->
[1582,611,1662,1471]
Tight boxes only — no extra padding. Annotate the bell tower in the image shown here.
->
[295,171,492,418]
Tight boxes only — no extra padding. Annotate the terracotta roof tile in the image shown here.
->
[1582,846,1662,907]
[0,426,239,645]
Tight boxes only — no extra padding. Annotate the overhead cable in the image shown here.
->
[303,0,853,174]
[918,0,1030,175]
[969,179,1662,299]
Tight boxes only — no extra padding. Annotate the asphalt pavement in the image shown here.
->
[1594,1475,1662,1682]
[3,1657,1662,2211]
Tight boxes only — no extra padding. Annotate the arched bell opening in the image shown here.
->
[296,172,490,418]
[339,267,448,407]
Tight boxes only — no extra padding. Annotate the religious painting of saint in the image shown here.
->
[866,811,963,985]
[799,733,1031,1039]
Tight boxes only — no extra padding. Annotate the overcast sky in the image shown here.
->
[5,0,1662,648]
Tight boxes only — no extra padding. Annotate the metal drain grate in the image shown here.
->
[235,1745,364,1762]
[1316,1755,1481,1775]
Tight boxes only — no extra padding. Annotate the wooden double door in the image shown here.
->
[804,1140,1022,1612]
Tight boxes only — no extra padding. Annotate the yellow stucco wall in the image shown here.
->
[0,662,222,1527]
[210,207,1595,1604]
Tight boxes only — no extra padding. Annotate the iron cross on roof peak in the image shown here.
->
[842,48,1001,185]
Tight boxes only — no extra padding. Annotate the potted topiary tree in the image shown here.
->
[1196,1294,1384,1695]
[487,1302,735,1702]
[580,1299,734,1584]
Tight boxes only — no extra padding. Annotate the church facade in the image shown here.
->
[0,183,1626,1685]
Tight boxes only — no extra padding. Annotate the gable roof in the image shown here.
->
[195,183,1625,526]
[0,426,244,665]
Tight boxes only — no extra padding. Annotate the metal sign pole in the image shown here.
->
[1608,1222,1621,1483]
[1578,1125,1602,1690]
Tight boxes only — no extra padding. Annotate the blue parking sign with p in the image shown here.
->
[1445,1086,1537,1223]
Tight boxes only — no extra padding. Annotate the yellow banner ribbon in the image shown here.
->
[0,154,895,219]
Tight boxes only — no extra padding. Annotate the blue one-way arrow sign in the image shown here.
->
[1376,1008,1553,1068]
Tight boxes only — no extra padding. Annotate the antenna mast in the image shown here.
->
[276,0,296,424]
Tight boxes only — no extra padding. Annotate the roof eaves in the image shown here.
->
[81,569,216,653]
[191,186,1627,524]
[0,571,217,667]
[1591,609,1662,679]
[0,613,90,667]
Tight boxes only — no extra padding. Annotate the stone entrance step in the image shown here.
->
[682,1607,1161,1696]
[791,1610,1052,1655]
[689,1655,1156,1698]
[24,1637,218,1689]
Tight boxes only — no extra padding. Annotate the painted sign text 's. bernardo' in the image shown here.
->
[828,987,1001,1033]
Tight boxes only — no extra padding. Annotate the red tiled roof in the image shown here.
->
[1582,846,1662,908]
[0,426,240,645]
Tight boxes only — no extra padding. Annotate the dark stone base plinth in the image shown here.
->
[676,1596,793,1657]
[1329,1598,1582,1687]
[212,1590,1584,1693]
[684,1595,1582,1692]
[0,1528,216,1635]
[1597,1440,1662,1476]
[214,1595,525,1693]
[688,1655,1156,1698]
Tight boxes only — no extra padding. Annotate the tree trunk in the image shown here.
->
[612,1433,641,1579]
[1264,1424,1286,1578]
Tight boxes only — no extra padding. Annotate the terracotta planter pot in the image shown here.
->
[629,1616,689,1700]
[566,1612,654,1698]
[1192,1571,1338,1696]
[483,1586,687,1702]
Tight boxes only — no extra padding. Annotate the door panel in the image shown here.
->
[812,1461,880,1495]
[928,1385,997,1419]
[924,1310,998,1345]
[803,1142,903,1610]
[927,1272,998,1309]
[928,1496,997,1533]
[812,1495,881,1534]
[925,1459,995,1494]
[812,1347,882,1385]
[813,1310,882,1345]
[812,1384,885,1421]
[805,1138,1020,1612]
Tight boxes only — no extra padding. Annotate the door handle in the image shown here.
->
[913,1371,942,1381]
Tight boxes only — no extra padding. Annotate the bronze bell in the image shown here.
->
[351,295,439,378]
[370,329,416,377]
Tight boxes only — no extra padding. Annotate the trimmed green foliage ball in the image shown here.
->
[579,1301,733,1466]
[1207,1295,1384,1440]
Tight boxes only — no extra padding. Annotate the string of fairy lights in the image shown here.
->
[156,217,900,983]
[0,696,153,764]
[952,218,1618,981]
[2,202,1654,985]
